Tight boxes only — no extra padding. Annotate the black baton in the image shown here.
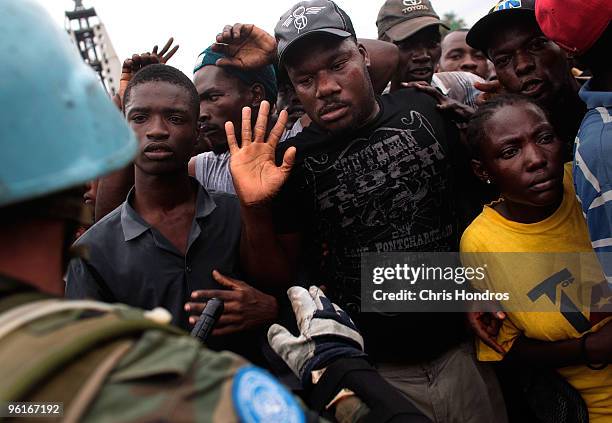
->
[190,298,224,343]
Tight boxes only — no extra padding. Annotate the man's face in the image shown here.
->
[194,66,250,154]
[285,36,377,134]
[276,79,304,128]
[488,19,569,108]
[479,103,564,210]
[439,31,489,79]
[395,26,442,83]
[125,81,197,175]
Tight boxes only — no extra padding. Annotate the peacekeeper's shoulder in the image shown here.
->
[87,331,315,422]
[0,295,315,422]
[0,297,229,421]
[84,328,248,422]
[65,304,311,422]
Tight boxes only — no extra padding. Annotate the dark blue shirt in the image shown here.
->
[65,182,241,329]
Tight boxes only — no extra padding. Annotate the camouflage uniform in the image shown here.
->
[0,275,321,423]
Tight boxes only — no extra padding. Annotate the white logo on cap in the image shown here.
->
[402,0,428,13]
[282,5,326,33]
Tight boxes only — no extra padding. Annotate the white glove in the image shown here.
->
[267,286,365,384]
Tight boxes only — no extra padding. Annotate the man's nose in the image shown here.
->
[514,50,535,77]
[411,48,432,63]
[146,115,170,140]
[199,102,210,122]
[460,56,478,72]
[315,73,341,99]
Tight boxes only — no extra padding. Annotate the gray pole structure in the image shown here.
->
[65,0,120,95]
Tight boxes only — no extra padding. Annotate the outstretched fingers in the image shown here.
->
[162,45,179,63]
[225,121,239,154]
[253,101,270,142]
[241,107,252,147]
[281,146,296,174]
[267,109,288,149]
[158,37,174,56]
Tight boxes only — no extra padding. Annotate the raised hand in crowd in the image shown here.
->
[114,37,179,108]
[226,101,295,207]
[185,271,278,336]
[402,80,476,122]
[212,23,276,70]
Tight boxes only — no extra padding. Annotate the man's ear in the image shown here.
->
[471,158,490,184]
[249,83,265,109]
[358,43,371,67]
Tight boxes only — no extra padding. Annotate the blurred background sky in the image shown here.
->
[41,0,493,76]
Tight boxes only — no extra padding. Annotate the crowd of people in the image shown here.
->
[1,0,611,421]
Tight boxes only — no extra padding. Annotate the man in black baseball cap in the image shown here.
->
[211,1,507,421]
[276,0,355,66]
[466,0,586,154]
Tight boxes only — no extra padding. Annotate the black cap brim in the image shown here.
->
[466,8,535,57]
[278,28,352,68]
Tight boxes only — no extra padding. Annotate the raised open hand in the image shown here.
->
[226,101,295,207]
[151,38,180,64]
[118,38,180,103]
[212,24,276,70]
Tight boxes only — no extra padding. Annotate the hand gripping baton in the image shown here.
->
[190,298,224,343]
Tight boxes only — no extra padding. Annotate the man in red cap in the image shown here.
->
[536,0,612,288]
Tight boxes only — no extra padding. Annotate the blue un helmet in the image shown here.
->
[0,0,137,208]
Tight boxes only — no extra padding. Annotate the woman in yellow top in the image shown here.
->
[460,95,611,422]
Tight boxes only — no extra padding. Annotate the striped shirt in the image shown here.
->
[574,79,612,284]
[382,71,484,109]
[431,71,484,109]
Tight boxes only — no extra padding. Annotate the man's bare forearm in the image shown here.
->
[506,336,583,368]
[239,204,298,291]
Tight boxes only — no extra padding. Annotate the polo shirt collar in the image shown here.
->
[194,183,217,220]
[121,182,217,242]
[579,79,612,109]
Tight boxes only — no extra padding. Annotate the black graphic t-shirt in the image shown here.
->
[274,89,465,359]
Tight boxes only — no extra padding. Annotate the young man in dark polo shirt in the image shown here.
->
[66,64,278,362]
[215,1,506,420]
[466,0,587,158]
